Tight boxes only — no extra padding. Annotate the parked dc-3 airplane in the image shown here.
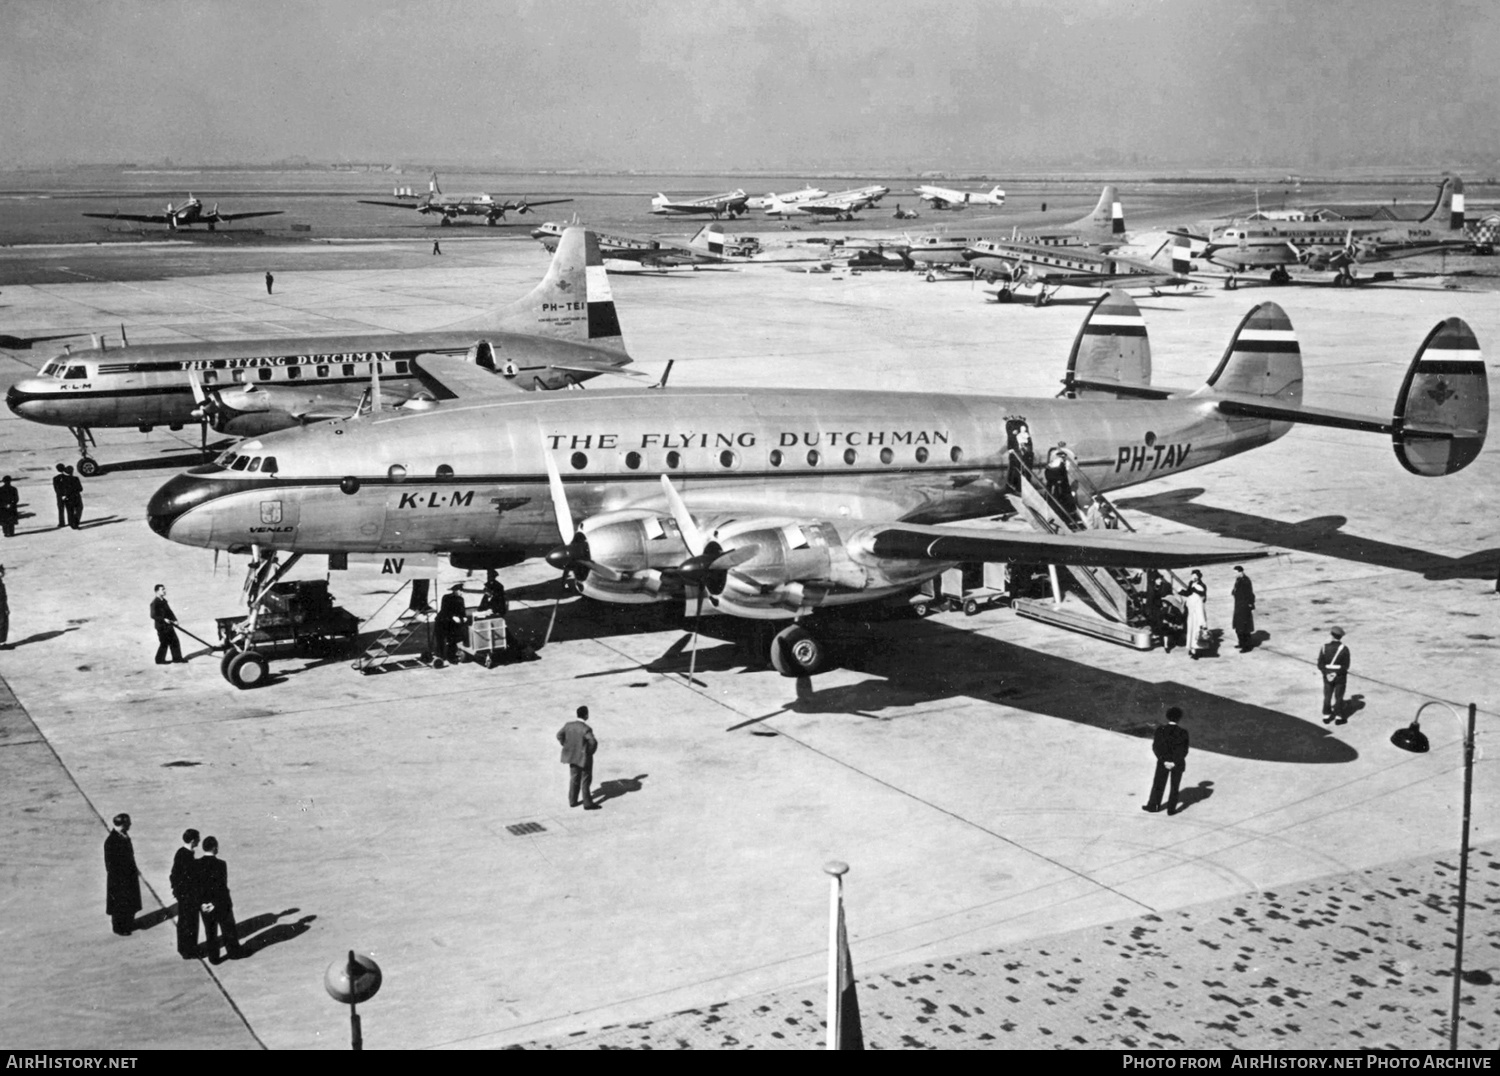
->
[763,186,891,222]
[83,195,282,232]
[1189,176,1474,288]
[7,231,635,474]
[649,190,750,219]
[148,231,1486,682]
[915,184,1007,210]
[747,187,828,211]
[965,234,1196,305]
[530,220,756,268]
[358,173,571,226]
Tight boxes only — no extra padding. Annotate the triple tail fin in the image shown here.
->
[448,228,627,355]
[1207,307,1487,477]
[1201,302,1303,404]
[1061,289,1166,399]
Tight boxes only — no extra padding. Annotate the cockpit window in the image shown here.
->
[215,450,235,467]
[231,456,250,471]
[262,456,278,474]
[41,362,61,376]
[64,366,87,380]
[247,457,262,472]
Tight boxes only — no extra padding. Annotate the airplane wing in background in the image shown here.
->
[216,211,285,222]
[83,212,171,224]
[358,200,424,210]
[863,521,1269,570]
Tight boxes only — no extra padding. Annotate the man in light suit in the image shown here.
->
[557,705,600,810]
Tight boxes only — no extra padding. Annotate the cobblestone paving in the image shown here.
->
[523,846,1500,1050]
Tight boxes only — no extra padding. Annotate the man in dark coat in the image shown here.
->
[1142,707,1190,816]
[151,584,184,664]
[557,705,600,810]
[104,813,141,935]
[62,465,82,529]
[52,463,68,528]
[1318,626,1351,724]
[0,565,9,649]
[264,271,274,295]
[0,476,19,537]
[171,828,201,959]
[195,836,242,963]
[1231,566,1256,651]
[432,582,468,666]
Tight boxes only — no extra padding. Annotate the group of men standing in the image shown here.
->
[104,814,242,963]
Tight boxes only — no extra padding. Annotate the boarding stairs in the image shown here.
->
[352,581,432,674]
[1006,453,1181,649]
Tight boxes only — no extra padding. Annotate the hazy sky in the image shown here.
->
[4,0,1496,171]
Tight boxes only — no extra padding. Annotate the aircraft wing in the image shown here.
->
[863,521,1269,570]
[83,212,170,224]
[506,198,573,210]
[358,200,422,210]
[408,353,646,398]
[217,210,285,222]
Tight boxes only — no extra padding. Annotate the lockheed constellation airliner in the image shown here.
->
[147,229,1487,683]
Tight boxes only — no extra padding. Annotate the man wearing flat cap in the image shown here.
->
[1317,627,1351,724]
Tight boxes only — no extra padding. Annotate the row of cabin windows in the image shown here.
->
[216,452,279,474]
[566,444,964,472]
[363,445,969,485]
[200,360,410,385]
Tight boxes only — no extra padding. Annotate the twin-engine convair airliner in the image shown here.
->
[148,237,1486,682]
[530,221,757,268]
[7,231,634,475]
[357,173,572,226]
[83,195,283,231]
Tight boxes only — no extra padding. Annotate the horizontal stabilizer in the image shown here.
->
[864,522,1269,570]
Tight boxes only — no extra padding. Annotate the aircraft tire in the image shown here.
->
[219,648,239,681]
[1335,272,1352,288]
[769,624,829,678]
[925,272,936,282]
[77,457,100,478]
[226,650,270,690]
[440,217,452,227]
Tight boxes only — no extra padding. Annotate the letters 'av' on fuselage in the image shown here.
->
[6,230,635,475]
[148,276,1487,659]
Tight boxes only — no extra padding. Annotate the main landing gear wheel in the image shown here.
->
[76,457,100,478]
[1335,271,1354,288]
[925,271,936,282]
[1224,277,1238,291]
[769,624,830,678]
[1270,267,1291,285]
[219,648,239,680]
[224,650,269,689]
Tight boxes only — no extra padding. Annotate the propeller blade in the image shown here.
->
[710,545,757,571]
[185,368,207,406]
[542,433,574,541]
[687,588,705,683]
[659,474,705,556]
[543,574,567,647]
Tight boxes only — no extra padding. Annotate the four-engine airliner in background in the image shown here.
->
[83,195,283,231]
[6,232,635,474]
[146,229,1487,683]
[1188,175,1476,287]
[358,172,572,226]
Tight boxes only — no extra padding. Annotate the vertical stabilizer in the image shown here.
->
[452,228,626,353]
[688,223,726,258]
[1416,175,1465,232]
[1071,185,1124,237]
[1392,317,1487,475]
[1202,302,1303,404]
[1062,289,1152,398]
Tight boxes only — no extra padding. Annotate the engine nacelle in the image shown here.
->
[575,510,690,602]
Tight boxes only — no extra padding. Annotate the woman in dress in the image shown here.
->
[1180,569,1208,659]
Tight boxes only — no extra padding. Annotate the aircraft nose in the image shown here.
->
[147,471,224,542]
[6,382,39,418]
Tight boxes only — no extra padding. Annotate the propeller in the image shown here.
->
[657,475,759,683]
[186,368,229,445]
[538,435,620,647]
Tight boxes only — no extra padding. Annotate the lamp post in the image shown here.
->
[1390,701,1477,1051]
[324,950,383,1050]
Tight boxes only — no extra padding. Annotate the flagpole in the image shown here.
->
[824,860,849,1051]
